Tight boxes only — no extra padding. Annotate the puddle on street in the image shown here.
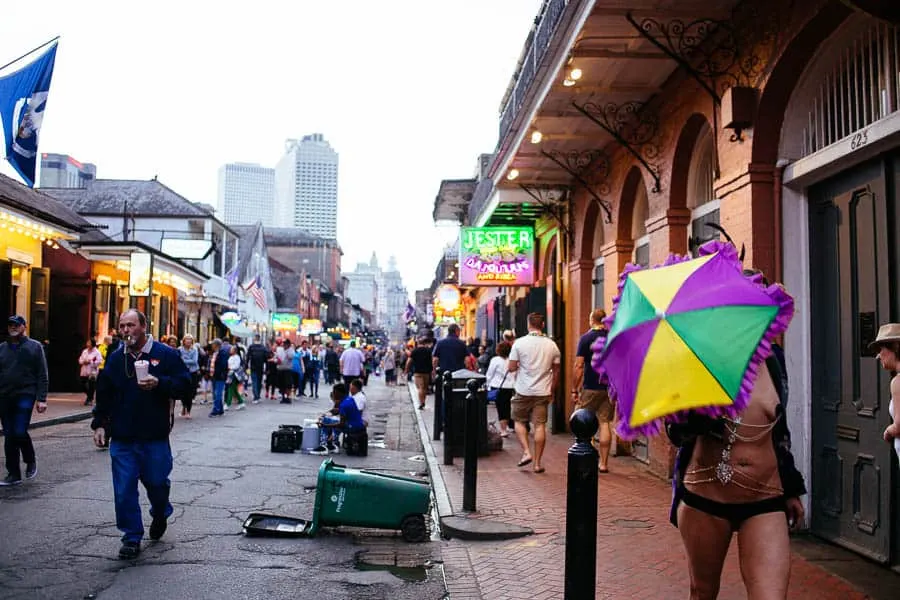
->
[354,562,428,582]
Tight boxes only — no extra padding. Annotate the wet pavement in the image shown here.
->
[0,379,446,600]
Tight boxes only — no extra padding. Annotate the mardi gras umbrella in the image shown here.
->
[591,240,793,440]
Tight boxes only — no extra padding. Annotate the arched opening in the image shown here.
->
[591,205,606,309]
[686,122,718,256]
[631,179,650,267]
[618,166,650,268]
[768,7,900,566]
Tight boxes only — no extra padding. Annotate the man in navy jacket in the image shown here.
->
[91,309,190,560]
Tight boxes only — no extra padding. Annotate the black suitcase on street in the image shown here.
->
[271,430,296,453]
[344,430,368,457]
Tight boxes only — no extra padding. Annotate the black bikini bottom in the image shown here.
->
[682,490,786,531]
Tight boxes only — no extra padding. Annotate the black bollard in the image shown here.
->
[442,370,454,466]
[462,378,480,512]
[433,368,443,441]
[564,409,599,600]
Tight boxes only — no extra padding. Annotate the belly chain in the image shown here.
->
[683,415,784,495]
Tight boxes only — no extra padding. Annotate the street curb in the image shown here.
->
[0,410,93,436]
[406,382,533,542]
[407,383,454,522]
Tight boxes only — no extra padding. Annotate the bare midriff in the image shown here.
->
[683,367,784,504]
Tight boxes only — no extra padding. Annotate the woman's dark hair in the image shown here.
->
[496,341,512,358]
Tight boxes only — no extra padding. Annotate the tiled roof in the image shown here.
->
[268,255,300,311]
[263,226,339,248]
[41,179,213,218]
[0,173,92,231]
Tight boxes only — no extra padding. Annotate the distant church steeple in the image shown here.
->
[369,252,379,268]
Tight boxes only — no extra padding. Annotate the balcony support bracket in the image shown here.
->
[572,101,662,193]
[540,149,613,224]
[517,184,572,242]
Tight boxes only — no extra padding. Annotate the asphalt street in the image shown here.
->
[0,379,446,600]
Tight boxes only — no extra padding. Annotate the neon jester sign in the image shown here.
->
[459,227,535,286]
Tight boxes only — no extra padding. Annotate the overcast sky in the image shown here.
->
[0,0,542,295]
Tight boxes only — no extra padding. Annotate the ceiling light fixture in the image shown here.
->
[569,66,583,81]
[530,130,543,144]
[507,169,519,181]
[563,78,576,87]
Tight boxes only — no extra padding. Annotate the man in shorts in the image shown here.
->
[407,339,433,410]
[572,308,614,472]
[507,313,560,474]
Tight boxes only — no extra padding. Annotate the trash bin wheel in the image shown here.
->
[400,514,427,543]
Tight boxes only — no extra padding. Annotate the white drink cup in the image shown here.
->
[134,360,150,382]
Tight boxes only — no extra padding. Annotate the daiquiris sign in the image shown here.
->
[459,226,535,286]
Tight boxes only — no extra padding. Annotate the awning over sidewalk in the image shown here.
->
[72,240,208,293]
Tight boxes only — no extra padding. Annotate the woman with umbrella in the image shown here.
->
[594,241,805,599]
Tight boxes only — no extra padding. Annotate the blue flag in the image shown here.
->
[226,267,239,304]
[0,41,58,187]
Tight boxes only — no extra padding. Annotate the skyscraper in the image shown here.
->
[217,163,276,226]
[39,153,96,188]
[275,134,339,238]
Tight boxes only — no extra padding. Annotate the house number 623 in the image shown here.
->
[850,129,869,150]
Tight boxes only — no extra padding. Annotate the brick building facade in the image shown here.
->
[439,0,900,568]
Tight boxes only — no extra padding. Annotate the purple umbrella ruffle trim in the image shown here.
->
[589,240,795,441]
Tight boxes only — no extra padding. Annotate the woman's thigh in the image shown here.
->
[677,502,734,599]
[736,511,791,600]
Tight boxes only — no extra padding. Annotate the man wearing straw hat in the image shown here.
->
[869,323,900,462]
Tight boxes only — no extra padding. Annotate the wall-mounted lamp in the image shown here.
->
[721,86,757,142]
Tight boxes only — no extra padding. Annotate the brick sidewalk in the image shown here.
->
[413,385,870,600]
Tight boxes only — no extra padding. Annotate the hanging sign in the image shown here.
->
[459,226,535,286]
[272,313,300,331]
[300,319,323,336]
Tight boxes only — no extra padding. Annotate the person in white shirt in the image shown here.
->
[349,379,369,427]
[225,345,246,410]
[507,313,561,473]
[485,342,516,437]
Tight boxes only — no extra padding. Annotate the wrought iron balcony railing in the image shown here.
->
[498,0,570,145]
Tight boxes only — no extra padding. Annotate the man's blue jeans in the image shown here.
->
[250,370,263,400]
[1,395,36,478]
[212,380,225,414]
[109,439,173,543]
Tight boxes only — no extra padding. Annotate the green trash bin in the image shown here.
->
[310,459,431,542]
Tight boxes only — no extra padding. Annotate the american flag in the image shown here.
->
[243,275,267,310]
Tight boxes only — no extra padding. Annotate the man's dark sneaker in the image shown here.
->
[0,475,23,486]
[279,399,291,404]
[149,516,167,540]
[25,463,37,480]
[118,541,141,559]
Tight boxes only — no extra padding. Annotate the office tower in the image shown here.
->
[217,163,276,226]
[275,134,339,238]
[38,153,96,188]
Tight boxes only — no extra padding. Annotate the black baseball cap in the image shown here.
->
[7,315,26,326]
